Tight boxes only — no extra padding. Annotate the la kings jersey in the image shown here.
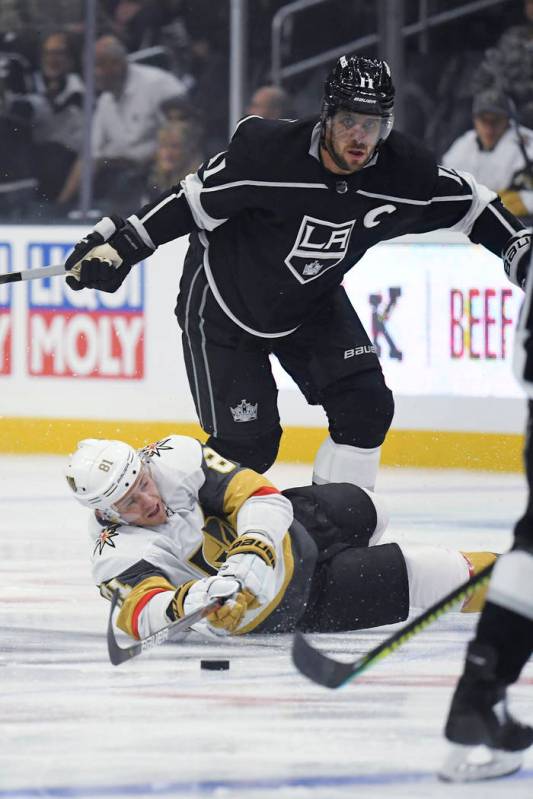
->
[131,116,524,336]
[90,435,316,638]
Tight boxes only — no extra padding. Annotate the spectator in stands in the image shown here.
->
[0,1,111,42]
[143,119,205,203]
[184,17,228,153]
[106,0,183,53]
[472,0,533,128]
[57,34,187,214]
[246,85,293,119]
[30,31,84,206]
[442,89,533,221]
[0,36,36,218]
[161,95,202,125]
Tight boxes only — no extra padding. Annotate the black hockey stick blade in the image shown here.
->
[292,631,358,687]
[292,561,496,688]
[107,590,221,666]
[0,272,22,285]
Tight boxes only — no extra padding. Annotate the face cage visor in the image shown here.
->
[321,107,394,173]
[97,463,154,525]
[106,464,160,525]
[321,98,394,152]
[327,107,394,145]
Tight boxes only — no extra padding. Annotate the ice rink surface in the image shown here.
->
[1,454,532,799]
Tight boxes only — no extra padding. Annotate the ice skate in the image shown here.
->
[439,742,524,782]
[439,641,533,781]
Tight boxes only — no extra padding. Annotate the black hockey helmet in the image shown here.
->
[320,55,395,150]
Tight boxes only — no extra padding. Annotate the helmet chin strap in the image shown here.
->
[96,506,126,525]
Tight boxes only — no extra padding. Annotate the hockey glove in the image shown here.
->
[65,215,154,292]
[175,576,258,634]
[502,229,532,290]
[218,533,277,606]
[171,533,277,634]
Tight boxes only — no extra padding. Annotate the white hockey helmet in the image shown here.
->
[65,438,143,522]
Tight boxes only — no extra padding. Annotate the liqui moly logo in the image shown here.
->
[0,242,13,375]
[27,242,145,379]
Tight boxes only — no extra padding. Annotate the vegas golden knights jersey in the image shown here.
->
[90,435,316,638]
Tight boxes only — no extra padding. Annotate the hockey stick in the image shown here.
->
[107,590,222,666]
[292,561,495,688]
[0,263,67,285]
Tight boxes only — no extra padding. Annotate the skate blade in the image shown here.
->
[438,743,523,782]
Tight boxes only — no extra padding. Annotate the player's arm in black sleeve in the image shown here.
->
[414,164,531,289]
[469,200,531,290]
[64,117,265,291]
[126,116,263,248]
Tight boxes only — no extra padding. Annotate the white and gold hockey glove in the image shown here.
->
[218,532,277,604]
[175,533,277,634]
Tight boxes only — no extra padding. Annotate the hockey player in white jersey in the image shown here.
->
[66,434,495,640]
[61,55,532,497]
[439,243,533,782]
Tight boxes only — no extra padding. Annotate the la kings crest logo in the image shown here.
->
[230,398,258,422]
[285,215,355,283]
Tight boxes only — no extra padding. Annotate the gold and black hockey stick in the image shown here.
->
[107,590,222,666]
[292,561,495,689]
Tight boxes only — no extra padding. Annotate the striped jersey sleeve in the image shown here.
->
[417,165,525,257]
[127,116,261,248]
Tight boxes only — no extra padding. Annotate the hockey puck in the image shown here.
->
[200,659,230,671]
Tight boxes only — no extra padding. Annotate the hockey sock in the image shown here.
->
[312,435,380,490]
[400,545,470,608]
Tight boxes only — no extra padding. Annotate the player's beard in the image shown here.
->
[325,131,372,173]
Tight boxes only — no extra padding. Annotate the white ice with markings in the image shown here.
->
[1,455,532,798]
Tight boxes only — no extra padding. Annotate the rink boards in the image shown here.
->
[0,225,526,470]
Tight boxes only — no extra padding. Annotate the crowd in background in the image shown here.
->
[0,0,532,224]
[0,0,233,220]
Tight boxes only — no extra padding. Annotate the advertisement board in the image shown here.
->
[273,241,523,400]
[0,241,12,376]
[26,242,145,379]
[0,227,526,453]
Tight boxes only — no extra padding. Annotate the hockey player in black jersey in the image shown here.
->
[64,55,532,490]
[439,246,533,783]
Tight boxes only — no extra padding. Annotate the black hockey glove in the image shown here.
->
[502,230,532,290]
[65,215,154,293]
